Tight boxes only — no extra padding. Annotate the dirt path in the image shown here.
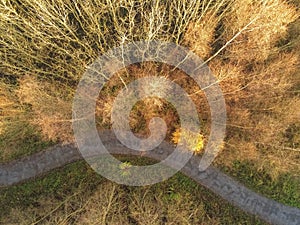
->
[0,130,299,225]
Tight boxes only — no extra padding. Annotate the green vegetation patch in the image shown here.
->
[222,160,300,208]
[0,159,266,225]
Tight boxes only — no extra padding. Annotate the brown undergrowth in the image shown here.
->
[0,0,299,178]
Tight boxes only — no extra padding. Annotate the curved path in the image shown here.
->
[0,130,299,225]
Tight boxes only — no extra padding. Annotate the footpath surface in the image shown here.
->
[0,130,299,225]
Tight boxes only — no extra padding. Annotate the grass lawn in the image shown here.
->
[0,159,267,224]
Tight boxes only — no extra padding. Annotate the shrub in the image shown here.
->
[172,128,205,153]
[223,0,298,62]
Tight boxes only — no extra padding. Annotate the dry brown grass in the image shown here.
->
[76,183,128,225]
[2,180,224,225]
[127,189,208,225]
[0,82,21,135]
[17,76,73,143]
[0,80,42,161]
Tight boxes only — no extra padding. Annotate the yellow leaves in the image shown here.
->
[172,128,204,153]
[119,161,132,177]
